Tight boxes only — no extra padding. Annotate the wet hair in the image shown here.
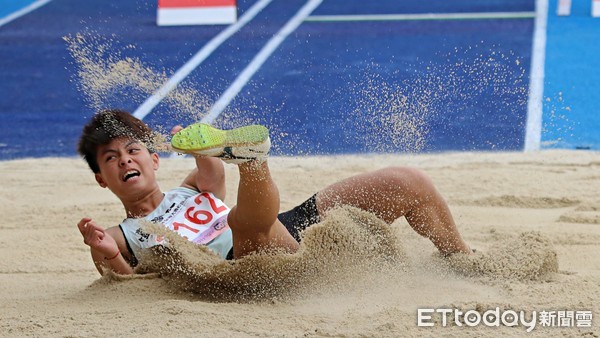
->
[78,109,157,173]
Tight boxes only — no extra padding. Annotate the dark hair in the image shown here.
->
[78,109,157,173]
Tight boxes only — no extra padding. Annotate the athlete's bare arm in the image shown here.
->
[77,218,134,275]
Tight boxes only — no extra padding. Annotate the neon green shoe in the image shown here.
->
[171,123,270,164]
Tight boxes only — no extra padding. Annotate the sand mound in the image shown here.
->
[446,231,558,280]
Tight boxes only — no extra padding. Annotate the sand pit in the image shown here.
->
[1,150,599,336]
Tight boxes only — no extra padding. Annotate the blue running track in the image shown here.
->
[0,0,597,159]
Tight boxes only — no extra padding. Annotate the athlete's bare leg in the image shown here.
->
[227,161,299,258]
[315,167,472,255]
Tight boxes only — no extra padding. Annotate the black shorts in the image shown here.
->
[277,194,321,242]
[225,194,321,260]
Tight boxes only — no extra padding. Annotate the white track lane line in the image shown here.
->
[0,0,52,28]
[201,0,323,124]
[306,11,535,22]
[524,0,548,151]
[133,0,275,120]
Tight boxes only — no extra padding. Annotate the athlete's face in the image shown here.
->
[94,137,159,198]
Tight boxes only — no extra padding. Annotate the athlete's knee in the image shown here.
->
[378,166,432,188]
[227,207,268,233]
[378,166,439,204]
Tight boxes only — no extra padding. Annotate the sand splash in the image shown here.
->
[64,33,213,129]
[66,33,531,156]
[95,207,562,302]
[134,206,407,301]
[351,45,529,153]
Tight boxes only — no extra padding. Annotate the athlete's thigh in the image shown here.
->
[230,219,299,258]
[315,167,424,223]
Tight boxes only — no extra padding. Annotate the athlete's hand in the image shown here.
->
[160,125,184,153]
[171,125,183,135]
[77,217,119,258]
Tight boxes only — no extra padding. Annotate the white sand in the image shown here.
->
[1,150,599,336]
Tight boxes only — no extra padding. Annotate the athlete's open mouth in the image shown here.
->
[122,170,140,182]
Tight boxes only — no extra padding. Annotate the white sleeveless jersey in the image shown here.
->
[120,187,233,260]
